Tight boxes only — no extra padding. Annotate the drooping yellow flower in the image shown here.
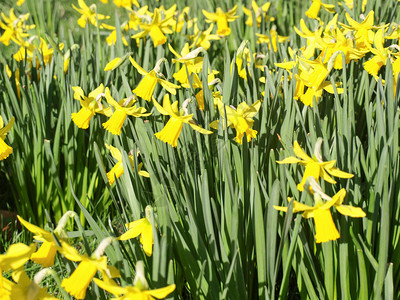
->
[0,116,15,161]
[256,27,288,52]
[72,0,110,28]
[243,1,274,27]
[60,237,118,300]
[153,94,213,148]
[189,23,220,50]
[274,178,365,243]
[210,98,261,144]
[113,0,139,9]
[277,139,354,191]
[17,212,75,267]
[105,144,150,185]
[305,0,335,19]
[71,84,113,129]
[132,8,174,47]
[0,8,34,46]
[102,88,151,135]
[94,260,176,299]
[202,5,239,37]
[130,57,180,101]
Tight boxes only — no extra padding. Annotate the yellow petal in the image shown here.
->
[276,156,302,164]
[313,209,340,243]
[146,284,176,298]
[61,261,97,300]
[118,218,147,240]
[336,205,366,218]
[154,117,184,147]
[293,141,313,161]
[104,57,122,71]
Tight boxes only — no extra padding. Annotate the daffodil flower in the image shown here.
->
[113,0,139,9]
[17,212,76,267]
[94,261,176,299]
[105,144,150,185]
[130,57,180,101]
[72,0,110,28]
[190,23,220,50]
[277,139,354,191]
[0,8,34,46]
[102,88,151,135]
[274,178,365,243]
[132,8,173,47]
[60,237,118,300]
[305,0,335,20]
[256,28,288,53]
[71,84,113,129]
[202,5,239,37]
[210,98,261,144]
[243,1,274,27]
[153,94,212,148]
[0,116,15,161]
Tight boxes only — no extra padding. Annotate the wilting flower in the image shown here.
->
[60,237,118,300]
[102,88,151,135]
[0,116,15,161]
[132,8,173,47]
[202,5,238,37]
[210,98,261,144]
[17,212,76,267]
[72,0,110,28]
[106,144,150,185]
[94,261,175,299]
[71,84,113,129]
[153,94,212,148]
[274,178,365,243]
[130,57,180,101]
[277,139,354,191]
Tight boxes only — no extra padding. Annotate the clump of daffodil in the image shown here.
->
[71,84,113,129]
[60,237,119,300]
[153,94,213,148]
[202,5,239,37]
[132,7,174,47]
[277,138,354,191]
[72,0,110,28]
[102,88,151,135]
[118,206,155,256]
[243,1,274,27]
[210,98,261,144]
[94,261,176,299]
[0,115,15,161]
[274,177,365,243]
[0,8,35,47]
[105,144,150,185]
[305,0,335,20]
[256,26,289,53]
[17,211,76,267]
[130,57,180,101]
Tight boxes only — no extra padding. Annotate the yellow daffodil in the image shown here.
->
[118,206,156,256]
[102,88,151,135]
[71,84,113,129]
[153,94,212,148]
[72,0,110,28]
[132,8,173,47]
[195,73,220,110]
[277,139,354,191]
[102,23,129,46]
[105,144,150,185]
[0,116,15,161]
[173,7,197,33]
[210,98,261,144]
[202,5,239,37]
[94,261,176,299]
[6,268,57,299]
[256,27,289,52]
[0,8,34,46]
[243,1,274,27]
[274,178,365,243]
[60,237,118,300]
[305,0,335,20]
[190,23,220,50]
[233,41,265,80]
[17,212,75,267]
[113,0,139,9]
[130,57,180,101]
